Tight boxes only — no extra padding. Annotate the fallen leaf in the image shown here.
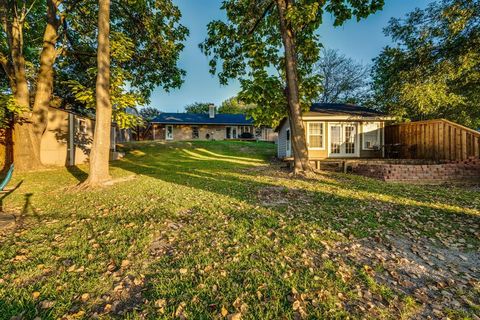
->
[81,293,90,302]
[221,306,228,317]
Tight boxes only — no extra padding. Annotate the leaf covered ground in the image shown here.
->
[0,141,479,319]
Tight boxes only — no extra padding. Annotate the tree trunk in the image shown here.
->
[82,0,112,186]
[10,14,44,171]
[276,0,312,174]
[32,0,61,142]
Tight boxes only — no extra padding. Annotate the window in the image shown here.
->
[166,125,173,140]
[363,122,380,150]
[192,126,199,139]
[77,119,87,134]
[344,125,356,154]
[286,128,291,156]
[307,122,324,149]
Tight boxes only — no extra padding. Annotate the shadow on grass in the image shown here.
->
[112,142,480,241]
[66,165,88,183]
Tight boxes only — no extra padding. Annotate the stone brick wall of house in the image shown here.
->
[172,125,226,140]
[352,158,480,183]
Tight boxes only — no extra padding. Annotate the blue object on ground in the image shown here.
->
[0,164,14,191]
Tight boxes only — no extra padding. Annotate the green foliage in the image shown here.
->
[1,0,188,132]
[218,96,255,114]
[59,0,189,101]
[0,94,29,128]
[371,0,480,128]
[65,32,145,129]
[184,102,213,114]
[200,0,384,127]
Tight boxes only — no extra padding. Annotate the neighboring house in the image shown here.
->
[40,106,125,166]
[148,105,276,142]
[275,103,393,159]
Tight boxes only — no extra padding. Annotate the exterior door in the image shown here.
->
[166,125,173,140]
[286,128,291,157]
[328,123,358,157]
[226,126,237,139]
[226,127,232,139]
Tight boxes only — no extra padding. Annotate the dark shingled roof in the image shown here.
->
[151,113,253,125]
[309,103,385,117]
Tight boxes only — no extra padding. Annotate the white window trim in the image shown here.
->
[306,122,325,150]
[362,122,381,151]
[166,125,174,140]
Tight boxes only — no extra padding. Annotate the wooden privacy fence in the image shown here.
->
[385,119,480,161]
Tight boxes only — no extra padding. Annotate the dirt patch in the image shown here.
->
[325,233,480,318]
[0,212,15,232]
[257,186,312,207]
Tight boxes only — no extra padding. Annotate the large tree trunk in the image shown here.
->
[10,15,44,171]
[32,0,61,143]
[276,0,312,174]
[82,0,112,186]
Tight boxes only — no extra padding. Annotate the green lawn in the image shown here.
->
[0,141,479,319]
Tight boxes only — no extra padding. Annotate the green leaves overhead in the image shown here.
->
[371,0,480,128]
[58,0,189,128]
[60,0,189,103]
[200,0,384,127]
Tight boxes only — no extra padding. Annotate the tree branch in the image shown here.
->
[246,1,274,35]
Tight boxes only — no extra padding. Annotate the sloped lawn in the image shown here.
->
[0,141,478,319]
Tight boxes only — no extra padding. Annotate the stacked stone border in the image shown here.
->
[351,158,480,183]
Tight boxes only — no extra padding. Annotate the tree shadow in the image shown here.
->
[66,165,88,183]
[0,180,23,212]
[111,143,480,244]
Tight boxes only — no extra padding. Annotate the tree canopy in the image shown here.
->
[0,0,189,170]
[315,48,371,105]
[60,0,189,128]
[184,102,213,114]
[200,0,384,126]
[218,96,255,114]
[371,0,480,129]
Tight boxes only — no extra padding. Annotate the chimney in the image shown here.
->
[209,104,216,118]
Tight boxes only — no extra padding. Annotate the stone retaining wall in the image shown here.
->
[353,157,480,183]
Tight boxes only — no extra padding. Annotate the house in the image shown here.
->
[40,106,125,166]
[148,105,276,142]
[276,103,393,160]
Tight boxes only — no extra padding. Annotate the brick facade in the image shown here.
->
[353,158,480,183]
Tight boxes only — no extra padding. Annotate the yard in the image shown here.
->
[0,141,479,319]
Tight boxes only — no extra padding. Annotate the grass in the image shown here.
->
[0,140,479,319]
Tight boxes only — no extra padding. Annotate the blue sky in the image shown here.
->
[149,0,435,112]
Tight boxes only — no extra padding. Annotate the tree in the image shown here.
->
[315,48,371,104]
[201,0,384,174]
[82,0,112,187]
[1,0,188,171]
[1,0,62,171]
[218,96,255,114]
[371,0,480,129]
[139,107,162,121]
[184,102,213,114]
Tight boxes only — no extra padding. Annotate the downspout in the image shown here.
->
[68,113,75,166]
